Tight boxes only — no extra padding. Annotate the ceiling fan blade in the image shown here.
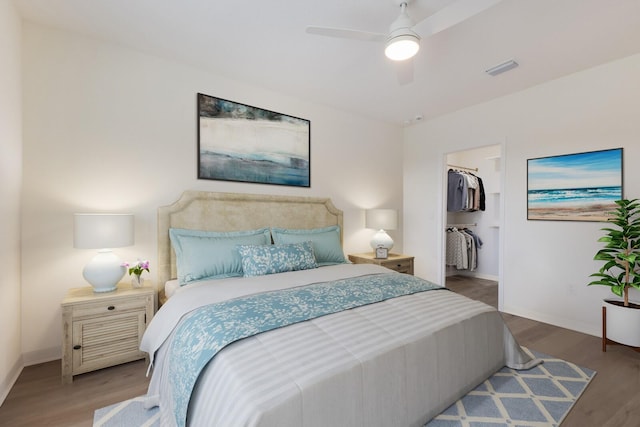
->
[413,0,503,38]
[306,26,386,43]
[396,58,414,85]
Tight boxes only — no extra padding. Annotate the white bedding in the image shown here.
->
[142,264,537,427]
[164,279,180,299]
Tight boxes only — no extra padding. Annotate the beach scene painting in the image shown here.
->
[198,93,310,187]
[527,148,623,221]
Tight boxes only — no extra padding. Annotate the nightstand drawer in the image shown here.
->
[71,297,149,319]
[348,253,414,275]
[381,258,413,273]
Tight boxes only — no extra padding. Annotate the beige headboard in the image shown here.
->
[158,191,344,286]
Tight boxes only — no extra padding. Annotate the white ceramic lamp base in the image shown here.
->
[370,229,394,251]
[83,250,126,293]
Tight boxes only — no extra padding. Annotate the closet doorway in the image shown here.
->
[443,144,504,308]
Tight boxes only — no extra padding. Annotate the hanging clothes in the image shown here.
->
[445,227,483,271]
[447,169,486,212]
[447,170,468,212]
[446,227,468,270]
[478,177,486,211]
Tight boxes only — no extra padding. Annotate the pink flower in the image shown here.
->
[126,259,150,276]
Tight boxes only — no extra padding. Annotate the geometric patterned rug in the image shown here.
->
[94,348,595,427]
[93,395,159,427]
[425,348,596,427]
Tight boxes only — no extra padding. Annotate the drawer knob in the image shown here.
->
[107,305,115,311]
[73,345,81,350]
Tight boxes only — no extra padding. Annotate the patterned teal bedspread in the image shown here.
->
[167,272,443,427]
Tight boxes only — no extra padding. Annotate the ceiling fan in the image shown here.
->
[306,0,503,83]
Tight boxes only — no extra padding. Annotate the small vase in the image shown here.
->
[131,275,144,288]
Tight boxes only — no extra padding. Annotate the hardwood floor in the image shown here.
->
[1,276,639,426]
[446,275,640,427]
[0,359,149,426]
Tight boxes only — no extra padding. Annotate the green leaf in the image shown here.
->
[618,254,637,264]
[594,251,615,261]
[611,285,624,297]
[588,279,614,287]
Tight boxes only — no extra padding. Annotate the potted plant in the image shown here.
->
[589,199,640,349]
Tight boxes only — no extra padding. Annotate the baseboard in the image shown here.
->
[1,347,61,406]
[21,346,60,367]
[0,356,23,406]
[447,270,499,282]
[502,305,599,338]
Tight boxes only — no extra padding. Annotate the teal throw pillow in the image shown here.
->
[169,227,271,285]
[270,225,346,266]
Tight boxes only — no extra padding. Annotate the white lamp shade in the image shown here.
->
[74,213,134,292]
[365,209,398,231]
[74,214,134,249]
[366,209,398,250]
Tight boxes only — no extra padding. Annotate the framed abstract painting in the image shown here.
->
[527,148,623,221]
[197,93,310,187]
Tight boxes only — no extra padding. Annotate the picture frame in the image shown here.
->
[527,147,623,222]
[375,247,389,259]
[197,93,311,187]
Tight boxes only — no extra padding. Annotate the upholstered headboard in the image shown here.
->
[157,191,344,287]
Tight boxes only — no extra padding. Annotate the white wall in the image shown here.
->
[404,53,640,338]
[0,0,23,403]
[20,23,404,363]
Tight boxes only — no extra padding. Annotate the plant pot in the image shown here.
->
[603,299,640,348]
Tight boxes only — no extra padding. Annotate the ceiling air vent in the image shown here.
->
[485,59,518,76]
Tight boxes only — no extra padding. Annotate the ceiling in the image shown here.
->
[13,0,640,125]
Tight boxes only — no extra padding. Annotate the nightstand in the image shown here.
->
[61,283,155,384]
[348,253,414,275]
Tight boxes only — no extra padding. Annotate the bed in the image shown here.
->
[141,190,538,427]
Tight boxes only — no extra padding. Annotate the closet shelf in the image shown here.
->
[447,163,478,172]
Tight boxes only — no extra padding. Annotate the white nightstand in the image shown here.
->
[61,283,155,384]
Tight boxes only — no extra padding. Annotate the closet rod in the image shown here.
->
[447,163,478,172]
[446,223,477,228]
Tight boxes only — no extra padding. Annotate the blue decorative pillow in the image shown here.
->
[270,225,347,266]
[169,228,271,285]
[237,241,318,277]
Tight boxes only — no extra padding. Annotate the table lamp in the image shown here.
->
[74,213,134,293]
[365,209,398,251]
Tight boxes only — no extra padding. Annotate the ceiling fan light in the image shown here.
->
[385,34,420,61]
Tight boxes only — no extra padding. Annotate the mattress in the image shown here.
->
[141,264,537,427]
